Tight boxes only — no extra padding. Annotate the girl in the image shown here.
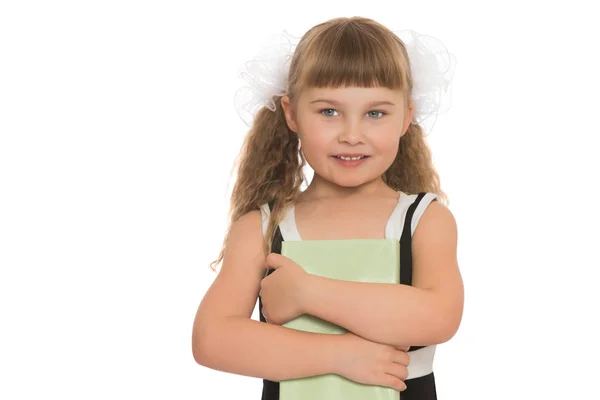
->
[192,16,464,400]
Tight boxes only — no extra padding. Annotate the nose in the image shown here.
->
[338,117,364,145]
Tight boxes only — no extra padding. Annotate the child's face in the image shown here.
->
[281,86,413,188]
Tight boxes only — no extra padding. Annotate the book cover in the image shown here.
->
[279,238,401,400]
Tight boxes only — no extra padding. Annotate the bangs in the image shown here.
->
[296,22,410,91]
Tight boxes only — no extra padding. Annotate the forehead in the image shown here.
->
[300,86,406,105]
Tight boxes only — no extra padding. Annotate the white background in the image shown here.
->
[1,0,599,399]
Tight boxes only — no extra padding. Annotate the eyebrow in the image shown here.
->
[309,99,396,107]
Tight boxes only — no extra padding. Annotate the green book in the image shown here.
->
[280,238,401,400]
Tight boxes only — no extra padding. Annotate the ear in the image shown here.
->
[401,100,414,136]
[280,95,299,133]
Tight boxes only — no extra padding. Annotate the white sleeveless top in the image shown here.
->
[259,191,438,380]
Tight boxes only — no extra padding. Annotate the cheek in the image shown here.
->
[372,129,401,159]
[300,135,329,161]
[297,119,333,151]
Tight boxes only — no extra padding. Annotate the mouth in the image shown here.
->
[333,155,369,161]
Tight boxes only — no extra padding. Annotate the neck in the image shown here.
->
[299,175,396,201]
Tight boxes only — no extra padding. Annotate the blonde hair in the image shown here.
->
[209,16,448,271]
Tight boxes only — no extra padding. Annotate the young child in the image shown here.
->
[192,16,464,400]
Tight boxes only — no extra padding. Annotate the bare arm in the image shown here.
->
[299,201,464,348]
[194,315,341,381]
[192,210,342,381]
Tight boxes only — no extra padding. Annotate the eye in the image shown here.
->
[367,110,386,119]
[320,108,339,117]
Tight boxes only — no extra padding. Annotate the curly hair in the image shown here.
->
[209,17,448,271]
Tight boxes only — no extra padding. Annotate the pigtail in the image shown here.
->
[209,98,306,271]
[383,122,448,206]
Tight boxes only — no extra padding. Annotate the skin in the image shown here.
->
[281,85,413,200]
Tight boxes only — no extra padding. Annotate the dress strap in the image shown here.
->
[397,192,438,286]
[385,191,411,240]
[259,203,271,238]
[260,202,301,241]
[385,191,439,240]
[279,205,302,241]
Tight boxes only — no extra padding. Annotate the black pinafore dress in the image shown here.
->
[258,192,439,400]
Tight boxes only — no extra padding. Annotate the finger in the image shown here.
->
[399,379,407,392]
[393,349,410,367]
[387,362,408,381]
[265,253,284,269]
[383,373,407,392]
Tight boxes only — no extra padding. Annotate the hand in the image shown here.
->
[260,253,310,325]
[334,331,410,392]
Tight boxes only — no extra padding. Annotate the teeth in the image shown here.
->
[339,156,364,161]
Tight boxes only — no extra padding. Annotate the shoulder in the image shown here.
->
[415,198,457,243]
[227,209,265,249]
[233,208,263,227]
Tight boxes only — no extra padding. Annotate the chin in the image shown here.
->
[329,176,371,188]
